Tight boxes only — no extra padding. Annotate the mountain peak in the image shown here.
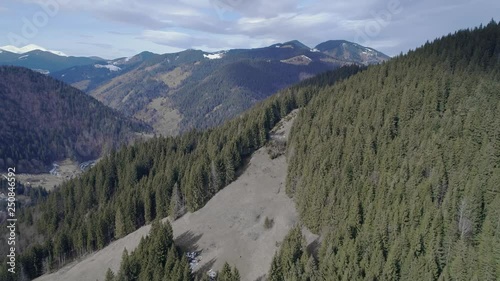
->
[282,40,310,49]
[0,44,68,57]
[270,40,310,50]
[315,40,356,51]
[315,40,390,65]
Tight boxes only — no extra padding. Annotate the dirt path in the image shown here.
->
[35,110,317,281]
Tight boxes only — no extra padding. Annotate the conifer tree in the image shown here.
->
[105,268,115,281]
[115,207,126,239]
[268,254,283,281]
[170,182,184,220]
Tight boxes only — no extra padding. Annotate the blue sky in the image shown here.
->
[1,0,498,59]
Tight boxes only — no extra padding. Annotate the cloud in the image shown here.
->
[77,42,114,49]
[140,30,195,47]
[139,29,276,51]
[209,0,300,17]
[237,12,333,34]
[94,8,172,29]
[108,31,136,35]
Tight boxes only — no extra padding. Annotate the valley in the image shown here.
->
[16,159,82,192]
[14,158,99,191]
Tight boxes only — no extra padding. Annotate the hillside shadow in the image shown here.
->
[306,237,321,259]
[195,258,217,280]
[235,155,251,178]
[175,230,203,252]
[255,274,267,281]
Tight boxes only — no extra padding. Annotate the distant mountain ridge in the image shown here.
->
[0,44,68,56]
[48,39,388,135]
[0,40,389,136]
[0,49,103,73]
[315,40,390,65]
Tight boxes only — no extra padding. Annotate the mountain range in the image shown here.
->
[0,39,388,172]
[0,44,69,56]
[48,40,389,134]
[0,44,103,73]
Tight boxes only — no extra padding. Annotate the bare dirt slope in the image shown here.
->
[171,110,318,281]
[173,150,293,280]
[35,110,317,281]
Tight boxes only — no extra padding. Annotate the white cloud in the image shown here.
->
[289,13,332,26]
[141,30,195,46]
[140,29,277,51]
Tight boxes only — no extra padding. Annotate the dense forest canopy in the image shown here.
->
[281,20,500,280]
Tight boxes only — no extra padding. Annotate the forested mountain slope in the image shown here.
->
[6,21,499,281]
[82,48,345,134]
[273,21,500,280]
[0,65,362,280]
[51,40,386,135]
[315,40,390,65]
[0,66,149,173]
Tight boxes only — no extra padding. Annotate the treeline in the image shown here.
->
[0,66,149,173]
[268,226,319,281]
[0,179,48,208]
[105,219,240,281]
[0,65,362,280]
[104,220,192,281]
[284,21,500,280]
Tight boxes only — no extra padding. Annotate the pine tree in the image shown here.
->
[117,249,130,281]
[219,262,233,281]
[170,182,184,220]
[115,207,126,239]
[232,267,241,281]
[268,254,283,281]
[105,268,115,281]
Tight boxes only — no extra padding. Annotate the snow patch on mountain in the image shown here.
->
[301,55,312,61]
[203,52,224,60]
[94,64,122,72]
[280,55,313,65]
[34,69,50,75]
[0,44,68,56]
[364,48,376,55]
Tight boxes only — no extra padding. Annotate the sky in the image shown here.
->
[0,0,498,59]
